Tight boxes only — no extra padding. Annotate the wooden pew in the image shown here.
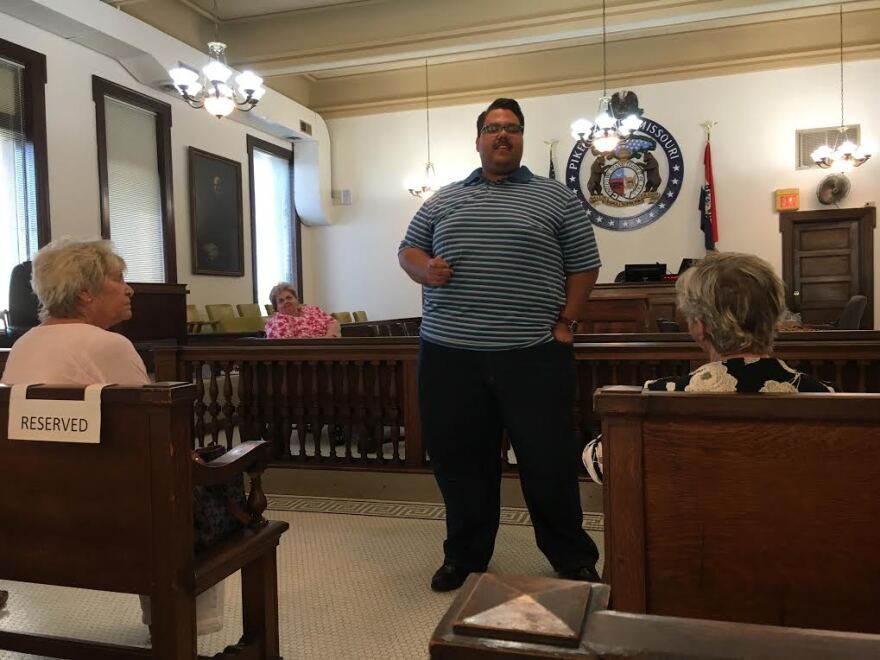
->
[430,573,880,658]
[0,382,288,659]
[594,386,880,634]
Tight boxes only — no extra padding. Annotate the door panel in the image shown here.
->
[780,208,875,329]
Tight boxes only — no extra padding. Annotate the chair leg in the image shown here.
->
[148,589,197,659]
[241,548,282,659]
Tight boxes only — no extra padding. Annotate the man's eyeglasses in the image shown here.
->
[480,123,524,135]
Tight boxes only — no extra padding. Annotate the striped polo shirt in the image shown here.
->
[399,165,601,350]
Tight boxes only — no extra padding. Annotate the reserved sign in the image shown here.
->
[8,384,107,443]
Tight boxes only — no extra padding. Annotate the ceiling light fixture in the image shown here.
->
[408,59,438,199]
[569,0,641,153]
[811,5,871,170]
[167,0,265,119]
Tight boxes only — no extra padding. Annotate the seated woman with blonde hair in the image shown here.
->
[585,251,832,484]
[645,251,833,393]
[1,237,225,638]
[264,282,341,339]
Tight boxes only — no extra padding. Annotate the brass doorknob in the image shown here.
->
[793,290,800,296]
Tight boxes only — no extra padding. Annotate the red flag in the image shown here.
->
[699,142,718,249]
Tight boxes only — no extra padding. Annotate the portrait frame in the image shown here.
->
[188,146,244,276]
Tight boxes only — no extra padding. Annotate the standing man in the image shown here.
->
[398,98,602,592]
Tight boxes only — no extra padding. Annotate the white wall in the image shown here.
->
[317,59,880,325]
[0,12,319,307]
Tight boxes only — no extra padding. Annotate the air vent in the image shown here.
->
[299,120,312,136]
[796,125,860,169]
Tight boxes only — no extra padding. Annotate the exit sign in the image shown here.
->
[775,188,800,211]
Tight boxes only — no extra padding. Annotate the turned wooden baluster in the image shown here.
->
[207,364,222,444]
[307,361,321,458]
[252,362,266,447]
[246,470,269,529]
[192,361,206,447]
[238,361,255,442]
[387,360,401,463]
[261,361,278,454]
[340,361,352,461]
[277,362,291,459]
[354,361,367,460]
[370,360,383,461]
[858,360,869,392]
[324,362,338,461]
[292,362,307,460]
[222,361,235,450]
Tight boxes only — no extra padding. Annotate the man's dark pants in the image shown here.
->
[418,339,599,573]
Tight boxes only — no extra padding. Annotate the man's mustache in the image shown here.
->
[493,138,512,148]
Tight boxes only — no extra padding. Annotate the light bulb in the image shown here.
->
[837,140,857,155]
[595,112,616,130]
[593,133,620,153]
[169,67,199,90]
[570,118,593,140]
[204,94,235,117]
[236,71,263,92]
[811,145,833,160]
[203,59,232,83]
[620,114,642,133]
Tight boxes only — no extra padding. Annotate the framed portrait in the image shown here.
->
[189,147,244,276]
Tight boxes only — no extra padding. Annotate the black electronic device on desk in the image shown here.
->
[624,263,667,283]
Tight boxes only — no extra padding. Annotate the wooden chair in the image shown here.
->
[330,312,353,324]
[352,310,368,323]
[594,386,880,633]
[0,383,288,659]
[205,304,238,322]
[237,303,264,318]
[218,316,267,333]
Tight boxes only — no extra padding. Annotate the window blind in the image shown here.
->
[104,96,165,283]
[252,148,293,304]
[0,56,38,313]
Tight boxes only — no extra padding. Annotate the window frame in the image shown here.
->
[246,134,300,303]
[0,37,51,247]
[92,75,177,283]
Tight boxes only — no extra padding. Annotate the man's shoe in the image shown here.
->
[557,565,601,582]
[431,564,471,592]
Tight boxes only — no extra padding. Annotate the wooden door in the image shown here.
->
[780,207,875,328]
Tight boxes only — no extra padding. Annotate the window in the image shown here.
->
[93,76,176,283]
[247,135,300,304]
[0,38,49,313]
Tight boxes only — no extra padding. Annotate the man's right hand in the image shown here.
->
[424,256,452,286]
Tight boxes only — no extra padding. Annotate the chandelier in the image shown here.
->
[810,5,871,170]
[408,59,438,199]
[569,0,641,153]
[167,1,265,119]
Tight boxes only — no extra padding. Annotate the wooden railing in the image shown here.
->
[149,331,880,474]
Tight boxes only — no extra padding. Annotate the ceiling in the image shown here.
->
[111,0,880,117]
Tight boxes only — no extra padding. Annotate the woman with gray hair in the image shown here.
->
[1,238,147,384]
[264,281,341,339]
[645,251,833,393]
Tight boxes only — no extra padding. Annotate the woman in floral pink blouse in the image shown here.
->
[264,282,341,339]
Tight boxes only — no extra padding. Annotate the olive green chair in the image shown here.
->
[237,303,264,318]
[217,316,267,333]
[205,304,237,322]
[352,310,368,323]
[331,312,353,324]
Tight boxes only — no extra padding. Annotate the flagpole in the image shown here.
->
[700,121,719,251]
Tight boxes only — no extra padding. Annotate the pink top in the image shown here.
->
[264,306,334,339]
[1,324,150,385]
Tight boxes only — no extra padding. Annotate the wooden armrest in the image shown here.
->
[194,520,289,594]
[191,440,272,487]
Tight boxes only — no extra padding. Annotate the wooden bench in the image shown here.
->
[595,386,880,633]
[0,382,289,659]
[430,573,880,658]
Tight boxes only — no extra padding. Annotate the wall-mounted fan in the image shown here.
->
[816,174,851,205]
